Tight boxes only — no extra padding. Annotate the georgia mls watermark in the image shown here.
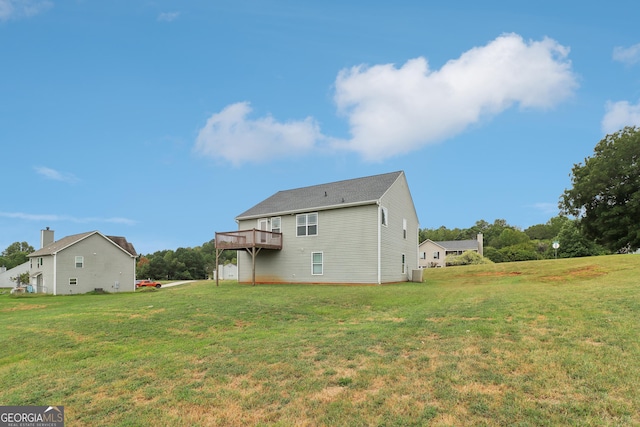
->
[0,406,64,427]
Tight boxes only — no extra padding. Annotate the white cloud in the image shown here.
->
[0,211,137,226]
[194,102,322,166]
[158,11,180,22]
[0,0,52,21]
[34,166,79,183]
[333,33,578,161]
[194,33,577,164]
[613,43,640,65]
[602,100,640,134]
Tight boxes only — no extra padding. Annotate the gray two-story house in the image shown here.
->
[216,171,419,285]
[28,228,137,295]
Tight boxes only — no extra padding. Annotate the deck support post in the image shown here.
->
[214,229,281,286]
[245,246,262,286]
[215,247,220,287]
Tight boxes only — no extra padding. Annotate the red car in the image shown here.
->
[136,280,161,289]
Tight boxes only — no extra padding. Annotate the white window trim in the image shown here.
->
[311,251,323,275]
[271,216,281,233]
[401,253,406,275]
[75,256,84,268]
[69,278,78,285]
[296,212,318,237]
[402,218,407,239]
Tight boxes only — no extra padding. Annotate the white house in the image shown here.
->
[216,171,420,285]
[0,262,30,289]
[28,228,137,295]
[419,233,484,268]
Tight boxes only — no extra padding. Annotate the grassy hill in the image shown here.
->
[1,255,639,426]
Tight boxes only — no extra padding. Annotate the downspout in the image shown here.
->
[377,201,381,284]
[53,253,57,295]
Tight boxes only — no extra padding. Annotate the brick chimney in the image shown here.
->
[41,227,54,248]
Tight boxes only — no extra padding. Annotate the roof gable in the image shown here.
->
[421,239,479,251]
[236,171,404,220]
[29,231,137,257]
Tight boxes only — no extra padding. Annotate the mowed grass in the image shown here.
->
[1,255,639,426]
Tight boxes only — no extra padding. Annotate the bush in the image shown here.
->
[445,250,493,266]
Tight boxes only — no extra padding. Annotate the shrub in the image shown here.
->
[446,250,493,266]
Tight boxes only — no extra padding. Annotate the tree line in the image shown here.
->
[0,241,35,270]
[135,240,236,281]
[3,127,638,279]
[420,216,608,265]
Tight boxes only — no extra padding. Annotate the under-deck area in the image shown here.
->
[215,229,283,285]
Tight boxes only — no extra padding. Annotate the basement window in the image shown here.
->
[312,252,323,275]
[69,278,78,285]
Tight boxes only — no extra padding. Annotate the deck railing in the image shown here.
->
[215,229,283,250]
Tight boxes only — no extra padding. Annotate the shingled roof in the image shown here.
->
[236,171,404,220]
[29,231,137,257]
[427,239,479,251]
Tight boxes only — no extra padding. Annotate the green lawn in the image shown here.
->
[1,255,639,426]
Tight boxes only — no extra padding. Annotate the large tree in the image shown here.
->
[0,241,35,269]
[560,126,640,252]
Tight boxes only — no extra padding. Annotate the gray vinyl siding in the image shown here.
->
[379,174,419,283]
[30,255,55,294]
[238,204,380,284]
[53,234,135,294]
[235,171,419,285]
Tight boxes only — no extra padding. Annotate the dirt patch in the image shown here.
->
[1,304,47,312]
[542,265,607,282]
[569,265,606,278]
[454,382,506,395]
[314,386,344,402]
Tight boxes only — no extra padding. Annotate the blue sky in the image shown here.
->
[2,1,640,255]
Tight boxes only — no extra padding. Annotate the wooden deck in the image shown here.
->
[215,229,283,250]
[214,229,283,286]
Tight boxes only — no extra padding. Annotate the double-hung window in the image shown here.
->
[297,213,318,236]
[312,252,323,275]
[271,217,281,233]
[75,256,84,268]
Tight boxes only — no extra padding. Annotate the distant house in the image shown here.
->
[0,262,29,288]
[216,171,419,284]
[28,228,137,295]
[419,234,483,268]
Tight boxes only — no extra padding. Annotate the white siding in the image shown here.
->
[236,172,419,285]
[54,234,135,294]
[379,174,419,283]
[238,204,379,284]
